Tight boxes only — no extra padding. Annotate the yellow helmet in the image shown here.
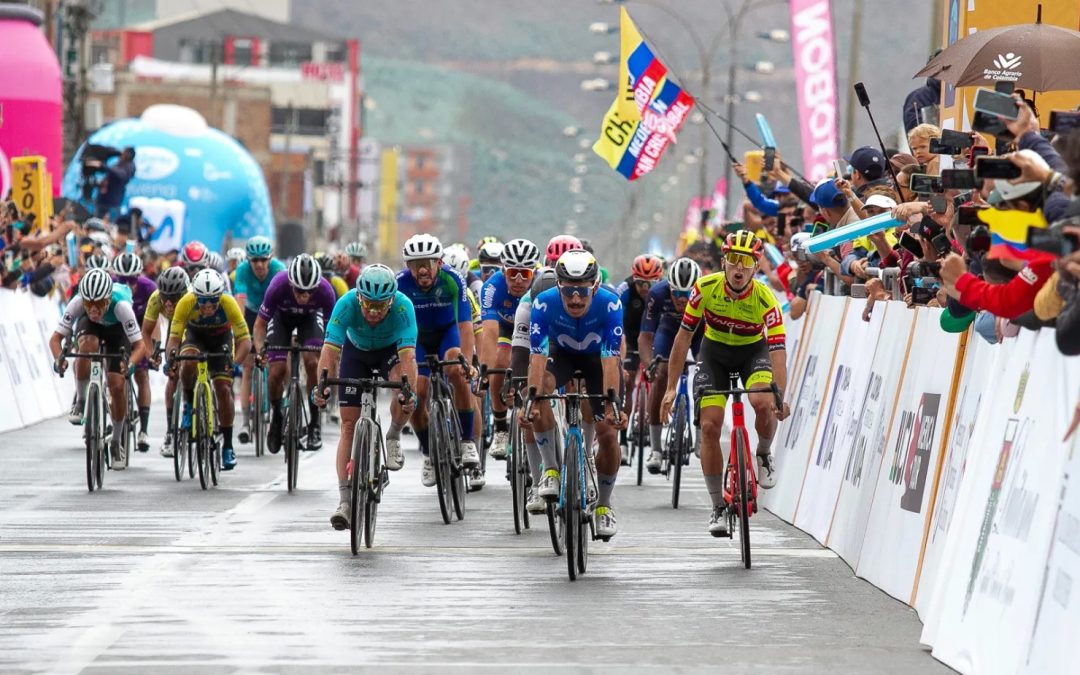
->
[722,230,763,259]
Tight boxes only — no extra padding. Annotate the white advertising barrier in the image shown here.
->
[793,300,885,542]
[923,329,1075,674]
[825,301,916,563]
[856,307,961,603]
[761,294,848,522]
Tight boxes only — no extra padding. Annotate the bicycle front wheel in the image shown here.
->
[364,425,383,549]
[635,380,647,486]
[735,430,752,569]
[350,419,368,555]
[430,404,453,525]
[253,367,266,458]
[195,388,211,490]
[286,382,301,493]
[563,435,581,581]
[510,414,524,534]
[447,404,466,522]
[672,398,687,509]
[84,395,98,492]
[171,393,185,481]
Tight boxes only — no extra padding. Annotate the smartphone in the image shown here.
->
[1049,110,1080,135]
[911,286,938,305]
[930,129,975,155]
[971,111,1012,140]
[974,88,1020,120]
[930,194,948,214]
[898,232,924,257]
[763,147,776,172]
[974,156,1022,180]
[1027,227,1078,256]
[909,173,943,194]
[958,205,987,226]
[940,169,978,190]
[994,80,1016,95]
[832,159,845,178]
[969,146,990,163]
[931,231,953,256]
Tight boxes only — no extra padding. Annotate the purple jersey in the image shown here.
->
[118,275,158,321]
[257,271,337,321]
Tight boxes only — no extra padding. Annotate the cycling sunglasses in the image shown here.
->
[406,258,439,270]
[559,284,593,299]
[196,295,220,306]
[633,278,657,288]
[360,296,393,312]
[672,289,692,299]
[249,257,270,263]
[84,298,109,311]
[723,252,757,269]
[505,267,534,281]
[481,264,501,278]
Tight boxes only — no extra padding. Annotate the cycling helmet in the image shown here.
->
[83,217,108,232]
[555,250,599,283]
[204,251,224,272]
[344,241,367,259]
[476,235,500,251]
[85,254,110,270]
[531,268,559,296]
[157,266,190,296]
[191,268,225,298]
[313,251,335,275]
[180,241,208,267]
[79,268,113,302]
[245,235,273,259]
[478,241,504,264]
[501,238,540,268]
[631,254,664,281]
[288,253,323,290]
[578,238,594,254]
[112,251,143,277]
[357,264,398,301]
[402,233,443,262]
[442,245,472,278]
[667,257,702,291]
[545,234,583,264]
[722,230,763,260]
[226,247,247,263]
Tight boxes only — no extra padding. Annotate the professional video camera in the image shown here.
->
[77,144,122,202]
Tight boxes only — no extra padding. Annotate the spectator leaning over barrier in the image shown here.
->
[807,179,858,286]
[845,146,891,199]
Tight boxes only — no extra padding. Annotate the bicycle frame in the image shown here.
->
[266,343,321,492]
[61,343,126,491]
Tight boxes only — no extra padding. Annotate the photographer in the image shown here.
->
[89,146,136,221]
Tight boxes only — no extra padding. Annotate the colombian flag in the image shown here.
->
[978,208,1055,262]
[593,7,694,181]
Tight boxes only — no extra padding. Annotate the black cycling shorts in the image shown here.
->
[266,311,325,363]
[693,338,773,408]
[545,345,624,420]
[74,317,131,374]
[244,307,260,335]
[338,340,401,407]
[180,328,234,380]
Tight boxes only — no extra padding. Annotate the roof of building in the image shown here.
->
[130,8,343,43]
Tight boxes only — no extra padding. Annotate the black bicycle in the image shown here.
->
[480,366,531,534]
[318,369,411,553]
[426,355,468,524]
[265,343,322,493]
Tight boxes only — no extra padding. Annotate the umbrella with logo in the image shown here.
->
[914,18,1080,92]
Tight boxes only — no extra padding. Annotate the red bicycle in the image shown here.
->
[626,360,650,485]
[699,375,781,569]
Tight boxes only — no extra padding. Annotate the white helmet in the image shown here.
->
[667,257,701,292]
[500,238,540,268]
[79,268,113,302]
[288,253,323,291]
[191,268,226,298]
[226,247,247,263]
[205,251,225,272]
[555,250,599,283]
[402,233,443,262]
[442,245,471,278]
[112,251,143,277]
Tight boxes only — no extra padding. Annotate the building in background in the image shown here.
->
[398,144,469,246]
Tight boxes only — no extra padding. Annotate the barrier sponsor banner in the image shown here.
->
[825,302,916,563]
[793,300,884,542]
[0,290,73,433]
[856,307,960,602]
[0,292,25,432]
[914,335,993,614]
[0,296,39,428]
[762,294,847,522]
[926,330,1070,674]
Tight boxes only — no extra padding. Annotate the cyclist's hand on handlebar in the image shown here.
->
[53,358,67,376]
[312,384,330,408]
[659,388,676,422]
[776,401,791,422]
[518,404,538,429]
[604,403,627,430]
[399,390,417,415]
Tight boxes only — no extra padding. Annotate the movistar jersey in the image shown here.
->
[529,286,623,357]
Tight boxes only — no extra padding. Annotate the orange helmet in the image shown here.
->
[631,254,664,281]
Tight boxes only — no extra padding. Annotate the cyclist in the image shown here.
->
[660,231,790,537]
[544,234,583,267]
[112,251,158,453]
[397,233,480,486]
[443,243,486,482]
[618,254,664,462]
[253,254,337,453]
[226,247,246,275]
[640,257,703,472]
[333,250,360,289]
[314,264,419,531]
[316,252,350,298]
[344,241,367,277]
[179,241,208,274]
[521,250,625,539]
[141,266,190,457]
[444,245,482,298]
[49,268,150,465]
[480,238,540,461]
[475,241,504,283]
[232,236,287,445]
[165,269,252,471]
[85,253,111,270]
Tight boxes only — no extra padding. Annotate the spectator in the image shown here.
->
[845,146,890,198]
[903,51,943,133]
[93,146,136,221]
[908,124,942,175]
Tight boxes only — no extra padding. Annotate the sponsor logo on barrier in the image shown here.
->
[784,354,819,451]
[815,365,851,469]
[888,393,940,513]
[844,372,883,487]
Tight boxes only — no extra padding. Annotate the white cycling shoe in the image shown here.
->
[756,453,777,490]
[595,506,618,540]
[330,502,350,531]
[421,457,437,487]
[160,434,174,458]
[385,438,404,471]
[708,505,730,537]
[461,441,480,468]
[645,450,662,473]
[526,488,547,515]
[489,431,509,459]
[538,469,561,500]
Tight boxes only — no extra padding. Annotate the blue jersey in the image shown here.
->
[641,280,682,336]
[480,270,525,326]
[396,265,471,333]
[325,290,417,352]
[233,258,287,312]
[530,286,623,357]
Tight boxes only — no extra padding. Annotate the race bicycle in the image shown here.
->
[480,366,531,534]
[238,359,269,457]
[648,356,696,509]
[626,360,650,485]
[171,347,228,490]
[697,376,782,569]
[426,354,468,524]
[58,341,127,492]
[318,368,411,553]
[265,343,322,493]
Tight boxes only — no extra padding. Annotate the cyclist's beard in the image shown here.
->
[415,270,434,290]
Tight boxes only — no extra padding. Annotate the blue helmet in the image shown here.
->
[245,236,273,259]
[357,264,397,301]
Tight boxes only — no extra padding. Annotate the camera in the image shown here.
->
[966,225,992,255]
[1027,227,1079,257]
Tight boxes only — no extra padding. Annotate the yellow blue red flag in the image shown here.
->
[594,8,694,181]
[977,208,1055,262]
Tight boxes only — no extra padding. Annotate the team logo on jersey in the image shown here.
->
[763,306,782,328]
[607,300,622,313]
[613,325,624,338]
[533,298,548,312]
[556,332,601,351]
[531,323,541,335]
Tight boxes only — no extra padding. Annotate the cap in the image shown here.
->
[844,146,886,180]
[889,152,918,173]
[864,194,898,210]
[809,180,848,209]
[993,150,1048,202]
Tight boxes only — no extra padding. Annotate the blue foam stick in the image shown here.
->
[764,242,784,267]
[805,212,901,253]
[755,113,777,148]
[66,232,78,268]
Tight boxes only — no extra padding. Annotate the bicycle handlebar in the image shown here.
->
[476,364,511,392]
[316,368,413,408]
[696,382,782,409]
[523,385,623,425]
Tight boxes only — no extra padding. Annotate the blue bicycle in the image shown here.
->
[526,382,620,581]
[648,356,695,509]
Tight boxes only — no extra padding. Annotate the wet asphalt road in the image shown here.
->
[0,408,949,674]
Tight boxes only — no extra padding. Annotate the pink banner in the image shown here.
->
[710,177,727,224]
[683,196,702,233]
[789,0,839,182]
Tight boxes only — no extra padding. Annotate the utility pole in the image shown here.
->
[279,102,296,221]
[207,39,220,129]
[842,0,864,153]
[61,1,95,163]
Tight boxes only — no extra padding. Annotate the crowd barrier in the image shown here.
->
[0,289,76,432]
[767,292,1080,674]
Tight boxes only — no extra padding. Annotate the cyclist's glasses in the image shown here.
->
[196,295,220,306]
[672,289,692,300]
[559,284,593,299]
[161,293,184,304]
[292,288,313,299]
[406,259,439,271]
[723,252,757,269]
[505,267,534,281]
[249,257,269,264]
[84,299,109,311]
[481,264,501,278]
[633,278,656,288]
[360,297,393,313]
